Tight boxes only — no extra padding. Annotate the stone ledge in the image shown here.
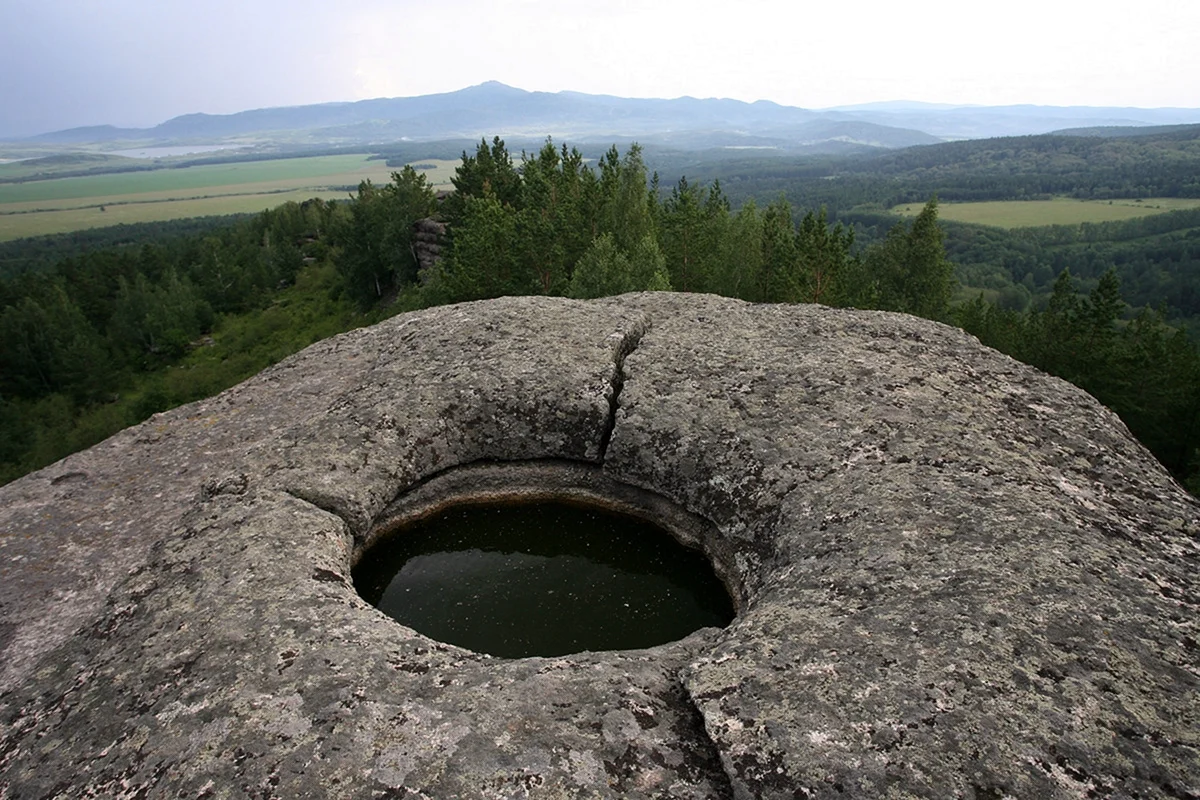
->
[1,293,1197,799]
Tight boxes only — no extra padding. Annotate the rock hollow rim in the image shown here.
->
[351,460,744,658]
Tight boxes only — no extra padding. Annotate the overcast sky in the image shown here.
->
[2,0,1198,138]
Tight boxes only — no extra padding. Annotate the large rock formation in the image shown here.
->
[1,293,1197,799]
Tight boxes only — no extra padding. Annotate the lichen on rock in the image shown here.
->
[1,293,1197,799]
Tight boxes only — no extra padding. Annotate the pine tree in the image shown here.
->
[445,137,522,223]
[599,144,655,254]
[428,195,526,303]
[628,234,671,292]
[569,234,630,299]
[716,200,763,300]
[795,208,855,306]
[758,197,796,303]
[660,177,704,292]
[515,140,597,294]
[868,197,955,319]
[334,167,436,308]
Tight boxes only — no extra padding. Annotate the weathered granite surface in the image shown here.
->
[1,293,1197,799]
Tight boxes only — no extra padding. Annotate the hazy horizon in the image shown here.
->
[31,82,1200,132]
[3,0,1198,139]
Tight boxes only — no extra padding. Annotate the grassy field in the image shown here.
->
[0,152,149,180]
[890,197,1200,228]
[0,154,459,241]
[404,159,459,189]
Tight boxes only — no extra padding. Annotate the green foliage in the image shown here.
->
[711,200,763,299]
[868,198,956,319]
[795,209,859,306]
[444,137,522,223]
[676,127,1200,214]
[568,233,671,299]
[658,177,729,294]
[957,267,1200,483]
[568,234,630,300]
[599,145,656,255]
[333,167,437,308]
[926,209,1200,326]
[108,269,211,365]
[426,195,527,302]
[756,197,798,303]
[629,235,672,293]
[0,215,254,280]
[426,140,670,307]
[0,196,358,486]
[0,286,113,402]
[848,130,1200,203]
[514,141,599,294]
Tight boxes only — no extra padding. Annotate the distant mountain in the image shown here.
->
[24,82,939,152]
[824,101,978,112]
[29,124,149,144]
[19,84,1200,152]
[824,104,1200,140]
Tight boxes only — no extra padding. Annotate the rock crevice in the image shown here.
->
[600,314,651,461]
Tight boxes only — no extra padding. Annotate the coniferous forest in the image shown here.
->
[2,136,1200,494]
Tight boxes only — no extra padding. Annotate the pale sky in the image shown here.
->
[2,0,1198,138]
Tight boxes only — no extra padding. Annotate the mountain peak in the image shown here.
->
[465,80,525,94]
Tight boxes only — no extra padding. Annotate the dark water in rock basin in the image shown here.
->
[353,501,735,658]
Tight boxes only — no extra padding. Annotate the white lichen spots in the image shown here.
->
[362,701,472,785]
[600,708,640,744]
[565,748,605,787]
[797,662,837,677]
[1055,478,1099,512]
[807,730,834,746]
[1068,694,1102,732]
[253,692,311,739]
[1027,755,1095,799]
[715,715,744,734]
[155,696,212,725]
[733,552,757,583]
[960,626,984,645]
[852,684,879,702]
[374,743,418,788]
[707,473,735,495]
[634,766,670,792]
[628,701,655,723]
[185,718,233,760]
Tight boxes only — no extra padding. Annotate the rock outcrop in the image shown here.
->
[412,216,446,278]
[1,293,1197,799]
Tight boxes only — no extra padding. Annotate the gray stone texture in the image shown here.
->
[1,293,1197,799]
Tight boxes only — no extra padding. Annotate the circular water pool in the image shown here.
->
[353,499,734,658]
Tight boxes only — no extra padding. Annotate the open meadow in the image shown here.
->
[890,196,1200,228]
[0,155,459,241]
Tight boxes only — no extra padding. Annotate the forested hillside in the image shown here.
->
[683,125,1200,211]
[660,127,1200,328]
[937,211,1200,321]
[0,200,366,484]
[3,135,1200,496]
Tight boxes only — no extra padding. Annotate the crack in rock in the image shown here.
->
[600,315,651,461]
